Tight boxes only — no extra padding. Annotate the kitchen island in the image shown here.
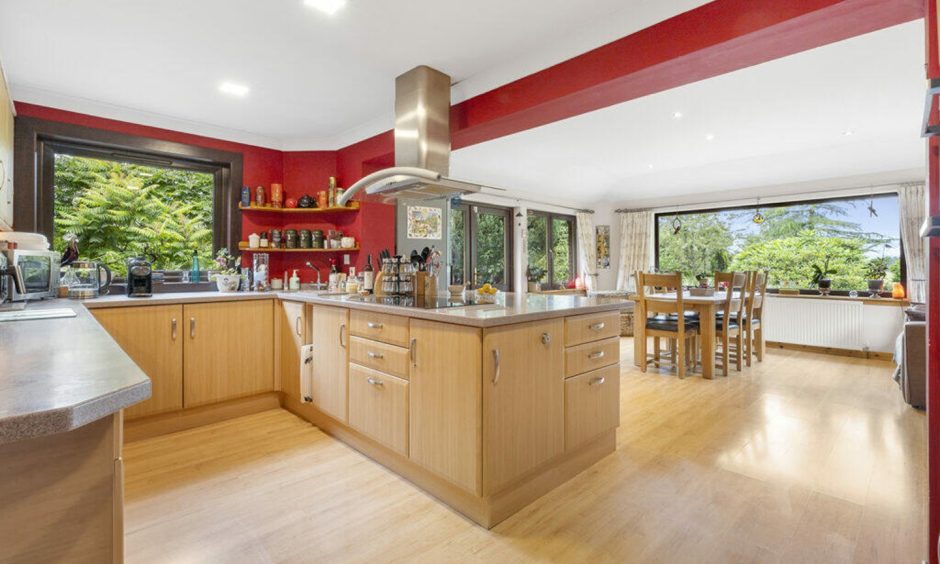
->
[79,291,627,528]
[0,301,151,563]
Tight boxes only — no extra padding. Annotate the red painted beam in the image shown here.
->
[927,1,940,560]
[449,0,924,150]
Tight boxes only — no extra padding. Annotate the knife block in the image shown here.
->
[414,271,427,297]
[373,271,387,297]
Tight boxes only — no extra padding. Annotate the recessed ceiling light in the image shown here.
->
[672,111,683,119]
[705,133,715,141]
[303,0,346,15]
[843,129,855,136]
[219,82,250,97]
[648,164,655,170]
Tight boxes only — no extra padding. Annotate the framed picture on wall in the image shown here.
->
[406,205,443,239]
[596,225,611,270]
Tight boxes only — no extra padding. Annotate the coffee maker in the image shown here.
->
[126,256,152,297]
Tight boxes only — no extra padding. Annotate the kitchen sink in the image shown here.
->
[0,308,77,322]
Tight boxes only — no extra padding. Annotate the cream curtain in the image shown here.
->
[576,212,597,291]
[898,183,927,303]
[616,210,653,292]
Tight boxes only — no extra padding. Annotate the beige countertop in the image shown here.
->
[0,300,151,445]
[85,290,629,327]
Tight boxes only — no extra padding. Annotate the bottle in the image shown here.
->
[240,185,251,208]
[328,176,336,208]
[363,254,374,292]
[329,259,339,292]
[190,251,200,283]
[289,269,300,291]
[255,185,266,207]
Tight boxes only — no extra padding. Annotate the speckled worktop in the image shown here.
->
[0,300,151,445]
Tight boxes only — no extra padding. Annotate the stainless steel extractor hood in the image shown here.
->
[337,66,483,205]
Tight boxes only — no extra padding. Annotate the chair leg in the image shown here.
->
[756,326,764,362]
[653,337,661,367]
[640,336,648,373]
[734,331,743,372]
[745,323,753,368]
[677,335,686,379]
[721,333,730,377]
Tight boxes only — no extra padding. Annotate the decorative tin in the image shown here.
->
[311,229,324,249]
[299,229,312,249]
[285,229,298,249]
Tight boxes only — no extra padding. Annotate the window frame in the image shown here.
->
[527,210,578,290]
[451,201,514,291]
[14,116,243,259]
[652,192,905,294]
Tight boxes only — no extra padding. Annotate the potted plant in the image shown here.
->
[695,273,710,288]
[865,257,890,298]
[211,248,241,292]
[526,266,546,292]
[811,258,836,295]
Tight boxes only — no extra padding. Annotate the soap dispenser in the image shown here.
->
[289,269,300,291]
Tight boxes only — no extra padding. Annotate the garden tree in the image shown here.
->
[730,230,869,290]
[657,212,734,285]
[526,215,574,288]
[475,212,507,286]
[739,201,893,251]
[53,155,214,273]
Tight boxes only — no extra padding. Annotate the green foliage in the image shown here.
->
[658,213,734,285]
[526,215,575,289]
[53,155,214,274]
[865,256,890,280]
[729,231,868,290]
[475,212,507,287]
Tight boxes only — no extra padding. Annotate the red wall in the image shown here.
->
[13,102,396,284]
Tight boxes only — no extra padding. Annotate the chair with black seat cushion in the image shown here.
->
[714,271,748,376]
[637,272,699,379]
[744,270,768,364]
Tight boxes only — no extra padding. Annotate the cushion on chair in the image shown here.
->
[647,315,700,332]
[715,318,739,330]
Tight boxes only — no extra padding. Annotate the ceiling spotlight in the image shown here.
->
[219,82,250,97]
[303,0,347,15]
[705,133,715,141]
[672,111,683,119]
[842,129,855,136]
[648,164,655,170]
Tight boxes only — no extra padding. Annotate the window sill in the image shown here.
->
[766,293,910,307]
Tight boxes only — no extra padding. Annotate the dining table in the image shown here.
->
[631,291,746,380]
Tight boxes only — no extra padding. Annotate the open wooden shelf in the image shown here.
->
[238,202,359,214]
[238,243,360,253]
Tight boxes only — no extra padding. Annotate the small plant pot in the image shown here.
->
[867,279,884,298]
[817,278,832,295]
[527,282,540,292]
[215,274,241,293]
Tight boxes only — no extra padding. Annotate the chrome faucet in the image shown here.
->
[305,261,326,291]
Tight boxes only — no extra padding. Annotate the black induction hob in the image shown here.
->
[343,294,487,310]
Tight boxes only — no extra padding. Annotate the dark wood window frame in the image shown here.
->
[451,202,514,291]
[527,210,578,290]
[652,191,905,295]
[13,116,243,257]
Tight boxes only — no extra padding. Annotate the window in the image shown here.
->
[53,152,216,273]
[449,202,513,290]
[654,193,902,291]
[527,211,577,290]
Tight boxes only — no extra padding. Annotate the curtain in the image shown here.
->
[616,210,653,292]
[517,208,529,293]
[899,183,927,303]
[576,212,597,291]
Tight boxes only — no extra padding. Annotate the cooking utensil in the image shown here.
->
[65,260,113,299]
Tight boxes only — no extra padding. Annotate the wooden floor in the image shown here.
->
[123,339,927,563]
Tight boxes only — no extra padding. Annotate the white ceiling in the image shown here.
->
[451,21,926,208]
[0,0,708,149]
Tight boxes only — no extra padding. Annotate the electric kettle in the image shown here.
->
[64,260,113,299]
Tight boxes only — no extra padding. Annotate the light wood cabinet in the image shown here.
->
[409,319,483,495]
[92,305,184,419]
[310,305,349,422]
[350,310,410,347]
[0,57,13,230]
[565,364,620,450]
[278,300,307,401]
[565,311,620,347]
[564,336,620,378]
[349,336,410,379]
[483,318,565,495]
[348,363,409,455]
[183,300,274,408]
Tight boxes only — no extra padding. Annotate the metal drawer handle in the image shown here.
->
[367,377,384,388]
[367,351,384,359]
[367,322,384,329]
[589,376,606,386]
[410,337,417,365]
[589,350,605,360]
[339,323,346,348]
[295,315,302,337]
[190,317,196,338]
[171,318,177,340]
[492,349,501,384]
[589,322,606,331]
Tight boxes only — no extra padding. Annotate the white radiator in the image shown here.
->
[763,296,864,350]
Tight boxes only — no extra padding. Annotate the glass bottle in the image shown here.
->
[190,250,200,283]
[363,255,374,292]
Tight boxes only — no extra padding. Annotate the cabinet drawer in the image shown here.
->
[565,311,620,346]
[565,336,620,378]
[350,310,409,347]
[565,364,619,451]
[348,364,409,456]
[349,336,410,379]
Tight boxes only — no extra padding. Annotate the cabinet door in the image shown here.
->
[0,59,13,230]
[183,300,274,408]
[483,318,565,495]
[278,300,307,401]
[92,305,183,419]
[311,305,349,422]
[409,319,482,495]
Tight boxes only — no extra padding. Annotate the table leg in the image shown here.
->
[700,304,715,379]
[634,300,645,368]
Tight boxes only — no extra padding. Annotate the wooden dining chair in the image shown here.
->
[744,270,768,365]
[637,272,699,378]
[713,271,747,376]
